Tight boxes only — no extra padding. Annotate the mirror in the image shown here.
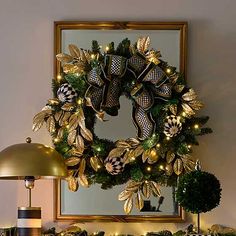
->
[54,21,187,222]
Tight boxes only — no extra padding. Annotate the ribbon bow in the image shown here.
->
[85,54,127,116]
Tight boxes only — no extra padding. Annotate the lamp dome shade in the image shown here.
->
[0,141,67,179]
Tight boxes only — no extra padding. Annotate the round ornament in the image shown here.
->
[105,156,125,175]
[176,170,221,213]
[57,83,77,103]
[164,115,182,137]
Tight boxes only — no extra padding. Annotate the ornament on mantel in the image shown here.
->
[164,115,182,137]
[57,83,77,103]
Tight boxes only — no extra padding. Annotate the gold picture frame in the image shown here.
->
[54,21,187,222]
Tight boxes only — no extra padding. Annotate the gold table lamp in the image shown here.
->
[0,137,67,236]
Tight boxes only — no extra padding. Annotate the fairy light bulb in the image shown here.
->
[182,112,186,117]
[97,165,101,169]
[166,136,170,141]
[77,98,83,105]
[156,143,161,148]
[91,54,95,59]
[166,68,171,74]
[188,145,192,149]
[159,165,164,170]
[97,147,101,152]
[146,166,152,172]
[66,124,70,129]
[194,124,199,129]
[57,74,62,81]
[53,138,59,143]
[131,156,136,161]
[105,46,109,52]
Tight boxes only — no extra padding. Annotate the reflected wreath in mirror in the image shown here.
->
[33,36,212,214]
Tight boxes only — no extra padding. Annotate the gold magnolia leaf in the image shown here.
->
[68,44,81,58]
[188,100,204,111]
[148,148,159,164]
[123,150,131,164]
[182,103,195,116]
[68,113,79,132]
[79,158,86,176]
[124,197,133,214]
[63,64,80,74]
[56,53,73,63]
[135,192,144,210]
[65,157,81,167]
[75,134,84,153]
[46,116,56,133]
[126,180,141,192]
[59,111,71,126]
[78,174,89,187]
[67,130,77,146]
[126,138,140,147]
[181,154,195,172]
[47,98,60,105]
[62,103,75,112]
[118,190,133,201]
[83,50,92,63]
[77,108,86,130]
[165,164,173,176]
[32,110,52,132]
[169,104,177,115]
[70,148,83,157]
[108,147,126,159]
[166,151,175,164]
[90,156,100,172]
[57,127,64,140]
[137,36,150,53]
[182,88,197,101]
[142,150,149,163]
[169,73,179,85]
[116,140,131,148]
[150,181,161,197]
[54,110,63,122]
[142,182,151,199]
[173,158,183,175]
[79,49,88,63]
[80,127,93,141]
[133,145,144,158]
[67,176,79,192]
[174,85,185,93]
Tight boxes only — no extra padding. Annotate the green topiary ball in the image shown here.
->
[176,170,222,213]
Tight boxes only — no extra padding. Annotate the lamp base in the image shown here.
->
[17,207,41,236]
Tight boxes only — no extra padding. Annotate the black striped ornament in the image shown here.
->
[17,207,41,236]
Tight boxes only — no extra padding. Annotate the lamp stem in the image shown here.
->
[28,188,32,207]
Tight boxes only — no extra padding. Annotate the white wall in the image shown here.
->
[0,0,236,234]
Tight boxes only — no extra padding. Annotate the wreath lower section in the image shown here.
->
[33,36,212,214]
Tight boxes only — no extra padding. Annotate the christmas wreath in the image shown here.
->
[33,36,212,214]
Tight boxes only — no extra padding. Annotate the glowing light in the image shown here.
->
[145,180,148,184]
[66,124,70,129]
[77,98,83,105]
[57,74,62,80]
[91,54,95,59]
[194,124,199,129]
[159,165,164,170]
[53,138,59,143]
[182,112,186,117]
[97,165,101,169]
[115,233,118,236]
[166,137,170,141]
[105,46,109,51]
[146,166,152,172]
[156,143,161,148]
[166,68,171,74]
[97,147,102,152]
[131,156,136,161]
[188,145,192,149]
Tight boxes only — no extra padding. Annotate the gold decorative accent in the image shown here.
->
[173,158,183,175]
[32,110,51,132]
[137,36,150,53]
[65,157,80,167]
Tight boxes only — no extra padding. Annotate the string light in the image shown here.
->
[57,74,62,81]
[182,112,187,117]
[96,147,102,152]
[77,98,83,105]
[188,145,192,149]
[66,124,70,129]
[53,138,59,143]
[146,166,152,172]
[91,54,95,59]
[130,156,136,161]
[105,46,109,52]
[166,136,170,141]
[159,165,164,170]
[194,124,199,129]
[156,143,161,148]
[97,165,101,169]
[166,68,171,74]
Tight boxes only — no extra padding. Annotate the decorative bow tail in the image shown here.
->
[128,54,173,140]
[85,55,127,116]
